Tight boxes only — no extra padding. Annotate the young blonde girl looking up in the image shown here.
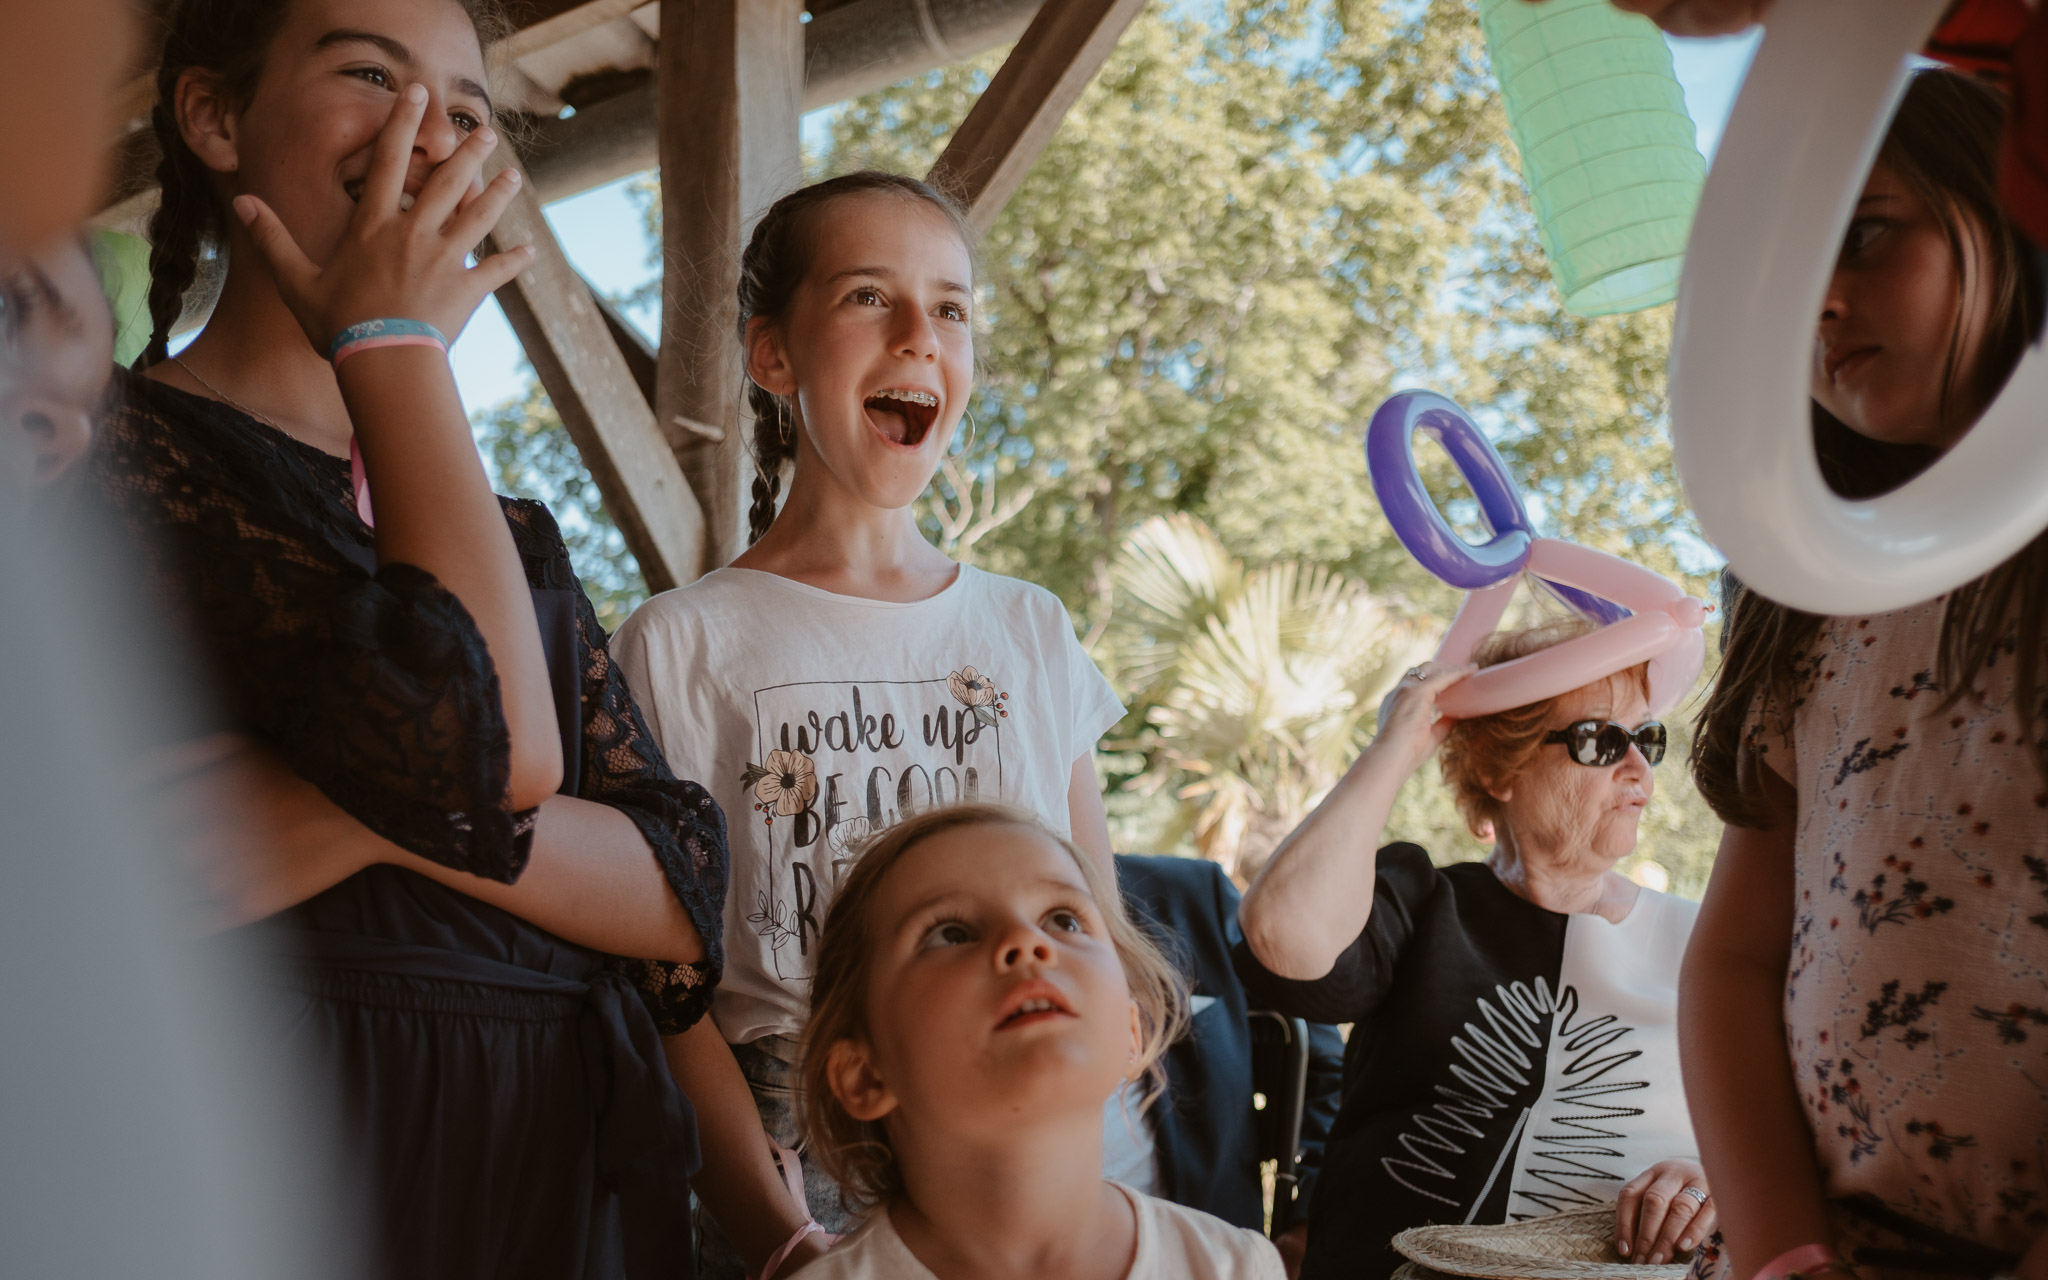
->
[613,171,1125,1275]
[797,802,1277,1280]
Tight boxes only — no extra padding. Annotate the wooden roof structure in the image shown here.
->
[95,0,1149,587]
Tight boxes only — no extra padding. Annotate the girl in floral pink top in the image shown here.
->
[1683,70,2048,1280]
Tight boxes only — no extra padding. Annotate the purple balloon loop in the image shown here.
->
[1366,391,1533,591]
[1365,390,1630,625]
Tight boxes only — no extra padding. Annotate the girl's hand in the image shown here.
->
[1368,660,1472,777]
[1616,1159,1716,1265]
[1613,0,1770,35]
[232,82,534,354]
[1534,0,1771,35]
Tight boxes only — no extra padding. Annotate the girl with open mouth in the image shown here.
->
[614,171,1129,1278]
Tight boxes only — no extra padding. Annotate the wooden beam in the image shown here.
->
[590,289,658,407]
[655,0,805,570]
[495,0,646,62]
[486,153,705,592]
[927,0,1145,234]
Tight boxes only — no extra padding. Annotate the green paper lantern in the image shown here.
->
[89,228,154,368]
[1479,0,1707,316]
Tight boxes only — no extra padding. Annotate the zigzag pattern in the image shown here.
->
[1510,985,1649,1218]
[1382,980,1556,1207]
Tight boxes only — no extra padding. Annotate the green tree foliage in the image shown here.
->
[474,0,1726,893]
[472,381,647,630]
[1101,513,1429,882]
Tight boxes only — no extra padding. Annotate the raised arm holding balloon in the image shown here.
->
[1235,394,1714,1280]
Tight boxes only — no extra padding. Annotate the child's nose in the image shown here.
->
[410,91,469,167]
[8,399,94,487]
[893,308,940,361]
[1818,268,1851,328]
[995,926,1054,969]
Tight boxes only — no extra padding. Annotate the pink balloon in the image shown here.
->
[1433,539,1709,719]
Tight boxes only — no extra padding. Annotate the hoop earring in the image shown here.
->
[958,408,978,453]
[778,403,792,448]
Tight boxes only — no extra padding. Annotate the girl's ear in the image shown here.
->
[173,67,242,176]
[826,1037,897,1124]
[745,314,796,399]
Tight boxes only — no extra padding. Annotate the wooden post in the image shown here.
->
[656,0,806,570]
[927,0,1146,234]
[486,153,705,593]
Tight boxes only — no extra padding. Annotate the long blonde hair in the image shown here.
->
[798,803,1189,1211]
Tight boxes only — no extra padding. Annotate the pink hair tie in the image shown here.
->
[1751,1243,1838,1280]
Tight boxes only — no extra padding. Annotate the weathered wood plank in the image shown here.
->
[495,0,647,63]
[655,0,804,569]
[926,0,1144,233]
[486,152,705,592]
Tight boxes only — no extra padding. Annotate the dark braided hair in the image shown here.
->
[137,0,510,369]
[738,171,976,544]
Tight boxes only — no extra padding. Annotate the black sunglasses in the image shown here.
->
[1543,720,1666,767]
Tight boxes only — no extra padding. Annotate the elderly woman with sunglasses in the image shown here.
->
[1236,618,1710,1280]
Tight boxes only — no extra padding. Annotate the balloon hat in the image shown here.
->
[1365,390,1709,720]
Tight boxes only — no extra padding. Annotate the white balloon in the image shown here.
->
[1669,0,2048,616]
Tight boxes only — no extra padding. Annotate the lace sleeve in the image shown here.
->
[90,376,536,880]
[570,580,729,1035]
[495,502,729,1035]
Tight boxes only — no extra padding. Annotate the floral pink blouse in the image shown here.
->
[1746,596,2048,1262]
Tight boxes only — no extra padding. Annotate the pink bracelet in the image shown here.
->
[748,1138,839,1280]
[757,1219,823,1280]
[1752,1243,1837,1280]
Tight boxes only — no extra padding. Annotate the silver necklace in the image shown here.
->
[170,354,283,431]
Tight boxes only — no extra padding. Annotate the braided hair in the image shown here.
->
[737,171,976,544]
[136,0,510,369]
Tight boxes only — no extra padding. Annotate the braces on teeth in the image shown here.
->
[871,389,938,406]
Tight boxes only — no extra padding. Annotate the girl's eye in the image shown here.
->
[936,301,968,322]
[920,920,974,950]
[1841,217,1888,260]
[850,287,884,307]
[1044,908,1084,935]
[451,112,483,134]
[346,65,394,91]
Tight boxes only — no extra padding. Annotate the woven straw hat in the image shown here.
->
[1390,1208,1691,1280]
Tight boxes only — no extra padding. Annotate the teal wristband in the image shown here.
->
[329,318,449,365]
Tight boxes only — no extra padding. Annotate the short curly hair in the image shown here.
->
[798,803,1188,1212]
[1436,618,1653,840]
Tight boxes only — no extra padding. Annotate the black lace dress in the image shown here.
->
[88,368,727,1280]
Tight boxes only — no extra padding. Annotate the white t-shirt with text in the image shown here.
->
[800,1184,1286,1280]
[613,565,1125,1044]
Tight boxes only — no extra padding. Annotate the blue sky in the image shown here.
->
[446,26,1764,422]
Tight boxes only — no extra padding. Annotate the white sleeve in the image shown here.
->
[610,596,685,765]
[1055,604,1126,764]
